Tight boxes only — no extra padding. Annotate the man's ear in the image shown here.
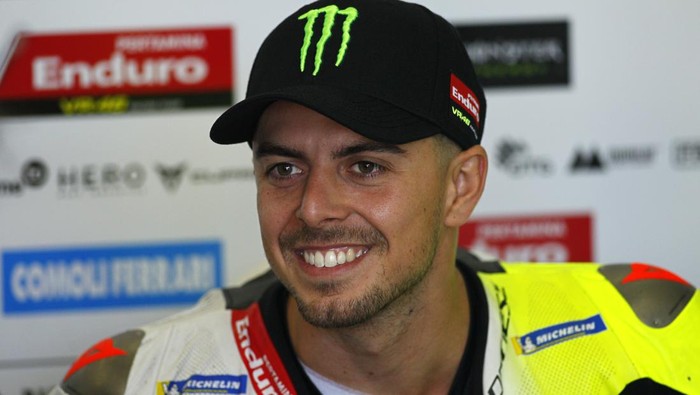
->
[444,145,488,227]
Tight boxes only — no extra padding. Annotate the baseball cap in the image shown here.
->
[210,0,486,150]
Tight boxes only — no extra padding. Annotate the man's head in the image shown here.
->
[251,101,486,328]
[211,0,488,328]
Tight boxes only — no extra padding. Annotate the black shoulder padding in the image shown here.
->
[619,377,684,394]
[222,270,279,309]
[599,264,695,328]
[456,248,505,273]
[61,329,144,395]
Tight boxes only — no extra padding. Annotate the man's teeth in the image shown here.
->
[303,248,365,268]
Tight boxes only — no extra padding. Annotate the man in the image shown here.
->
[51,0,699,394]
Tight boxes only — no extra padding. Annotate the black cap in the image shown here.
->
[210,0,486,150]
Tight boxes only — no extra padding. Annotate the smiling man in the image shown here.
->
[249,100,479,394]
[51,0,699,394]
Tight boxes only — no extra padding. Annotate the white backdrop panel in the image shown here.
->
[0,0,698,393]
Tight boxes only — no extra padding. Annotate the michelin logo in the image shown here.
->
[158,374,247,395]
[2,240,222,313]
[512,314,607,355]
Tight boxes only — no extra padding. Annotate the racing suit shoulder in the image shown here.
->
[51,272,280,395]
[598,262,696,328]
[471,257,700,393]
[56,329,145,395]
[51,288,229,395]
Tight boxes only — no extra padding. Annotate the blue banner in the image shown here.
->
[2,240,223,314]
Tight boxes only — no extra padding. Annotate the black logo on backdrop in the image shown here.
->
[571,149,605,171]
[156,163,187,192]
[457,21,569,87]
[672,140,700,169]
[0,159,49,196]
[57,162,146,197]
[155,162,253,193]
[495,139,552,175]
[21,160,49,187]
[570,146,655,172]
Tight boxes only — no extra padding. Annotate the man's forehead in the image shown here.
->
[254,101,376,145]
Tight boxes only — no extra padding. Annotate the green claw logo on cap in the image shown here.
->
[298,5,358,76]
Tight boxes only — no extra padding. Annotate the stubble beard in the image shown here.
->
[276,212,443,329]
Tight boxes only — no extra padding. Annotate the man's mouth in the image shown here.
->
[299,247,369,268]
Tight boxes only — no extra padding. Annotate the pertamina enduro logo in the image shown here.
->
[0,27,233,116]
[449,73,480,140]
[232,305,295,395]
[459,213,593,262]
[298,5,358,76]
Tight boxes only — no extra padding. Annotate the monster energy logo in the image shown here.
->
[298,5,358,76]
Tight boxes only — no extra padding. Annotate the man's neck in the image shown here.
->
[287,255,470,395]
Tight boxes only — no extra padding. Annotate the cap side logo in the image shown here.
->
[450,73,481,128]
[298,5,358,76]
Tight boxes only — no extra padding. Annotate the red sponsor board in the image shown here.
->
[459,213,593,262]
[0,27,233,115]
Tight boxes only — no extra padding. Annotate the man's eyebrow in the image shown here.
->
[254,141,406,160]
[253,143,305,160]
[333,141,407,159]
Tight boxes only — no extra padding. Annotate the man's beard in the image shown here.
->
[276,215,442,329]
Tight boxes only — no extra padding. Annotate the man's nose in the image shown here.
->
[295,169,351,228]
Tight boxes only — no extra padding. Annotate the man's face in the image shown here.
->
[252,101,451,328]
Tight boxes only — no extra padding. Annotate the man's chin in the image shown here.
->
[296,299,374,329]
[292,285,390,329]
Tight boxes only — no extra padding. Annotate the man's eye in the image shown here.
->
[269,163,300,178]
[352,161,384,176]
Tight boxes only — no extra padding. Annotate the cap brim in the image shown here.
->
[210,85,442,145]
